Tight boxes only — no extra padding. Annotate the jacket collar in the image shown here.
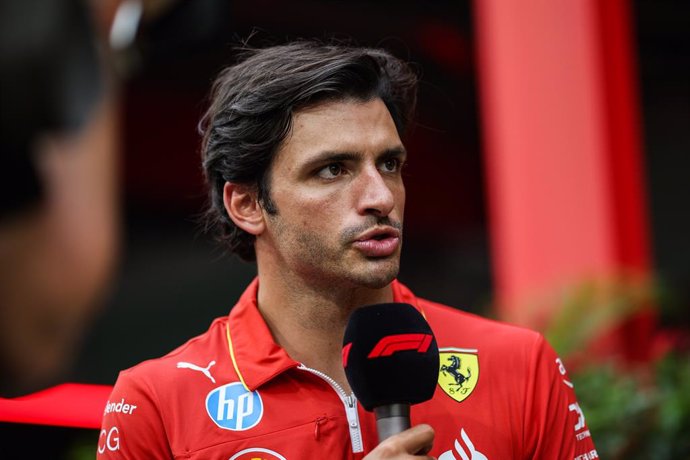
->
[226,278,422,391]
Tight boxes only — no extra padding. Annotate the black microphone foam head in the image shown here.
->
[342,303,439,411]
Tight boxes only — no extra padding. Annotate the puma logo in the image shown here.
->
[176,360,216,383]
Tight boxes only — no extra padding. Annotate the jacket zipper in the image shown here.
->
[298,364,364,453]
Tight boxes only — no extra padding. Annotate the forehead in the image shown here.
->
[276,98,403,166]
[292,97,396,131]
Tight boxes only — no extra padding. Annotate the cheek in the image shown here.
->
[282,193,342,232]
[302,190,344,213]
[395,184,406,216]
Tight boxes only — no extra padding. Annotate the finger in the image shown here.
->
[397,424,435,454]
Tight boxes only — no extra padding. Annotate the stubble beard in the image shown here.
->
[272,217,403,291]
[295,231,400,290]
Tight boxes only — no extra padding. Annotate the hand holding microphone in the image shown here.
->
[365,424,436,459]
[342,303,440,456]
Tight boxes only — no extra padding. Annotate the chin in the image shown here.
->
[352,261,399,289]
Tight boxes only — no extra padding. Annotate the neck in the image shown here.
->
[255,262,394,391]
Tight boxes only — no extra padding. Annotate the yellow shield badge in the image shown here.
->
[438,348,479,403]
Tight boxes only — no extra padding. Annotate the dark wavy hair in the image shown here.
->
[199,40,418,261]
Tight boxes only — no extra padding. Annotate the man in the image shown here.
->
[99,41,598,459]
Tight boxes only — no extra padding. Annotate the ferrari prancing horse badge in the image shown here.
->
[438,348,479,403]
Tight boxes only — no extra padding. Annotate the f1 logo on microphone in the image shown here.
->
[342,334,433,367]
[368,334,433,358]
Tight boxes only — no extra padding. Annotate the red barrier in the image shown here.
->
[0,383,113,428]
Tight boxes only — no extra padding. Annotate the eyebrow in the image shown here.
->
[302,146,407,170]
[380,146,407,159]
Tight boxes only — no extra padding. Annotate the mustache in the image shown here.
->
[340,217,403,244]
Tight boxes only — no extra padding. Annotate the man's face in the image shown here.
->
[259,98,406,289]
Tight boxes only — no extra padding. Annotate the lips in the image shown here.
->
[352,227,401,257]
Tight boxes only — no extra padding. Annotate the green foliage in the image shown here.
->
[540,276,690,459]
[545,277,654,358]
[572,353,690,460]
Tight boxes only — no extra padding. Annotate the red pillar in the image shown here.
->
[473,0,652,348]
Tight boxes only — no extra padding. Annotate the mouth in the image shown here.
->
[355,226,401,241]
[352,227,401,257]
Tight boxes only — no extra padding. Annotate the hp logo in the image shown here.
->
[205,382,263,431]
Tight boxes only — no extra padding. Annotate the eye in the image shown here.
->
[380,157,401,173]
[317,163,344,179]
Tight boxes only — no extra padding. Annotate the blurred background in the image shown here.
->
[0,0,688,458]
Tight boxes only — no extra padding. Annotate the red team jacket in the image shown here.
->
[98,279,598,459]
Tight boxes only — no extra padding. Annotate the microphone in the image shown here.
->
[342,303,439,443]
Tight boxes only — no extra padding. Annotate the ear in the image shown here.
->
[222,182,265,236]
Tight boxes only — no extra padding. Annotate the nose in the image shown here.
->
[354,166,396,217]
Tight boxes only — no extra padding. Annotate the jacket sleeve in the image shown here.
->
[524,335,598,460]
[97,368,173,459]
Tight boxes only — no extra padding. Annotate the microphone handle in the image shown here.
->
[374,404,411,443]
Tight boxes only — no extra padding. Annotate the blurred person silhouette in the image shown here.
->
[0,0,120,396]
